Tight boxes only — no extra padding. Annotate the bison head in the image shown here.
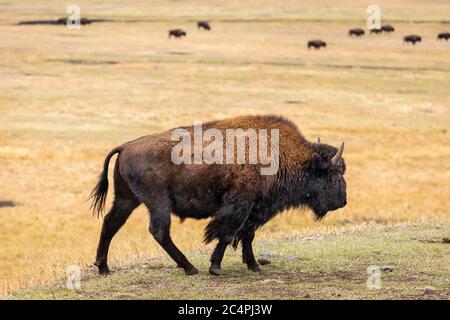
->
[304,141,347,218]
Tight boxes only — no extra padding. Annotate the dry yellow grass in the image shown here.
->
[0,0,449,295]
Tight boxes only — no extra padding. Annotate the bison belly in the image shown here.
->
[169,165,231,220]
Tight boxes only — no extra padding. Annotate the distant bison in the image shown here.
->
[404,35,421,45]
[197,21,211,30]
[169,29,187,38]
[370,28,383,34]
[348,28,365,37]
[381,25,395,33]
[91,115,347,276]
[437,32,450,41]
[308,40,326,49]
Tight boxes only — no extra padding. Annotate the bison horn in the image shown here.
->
[331,142,344,167]
[317,137,320,143]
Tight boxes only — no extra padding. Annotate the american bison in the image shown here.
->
[91,115,347,276]
[348,28,365,37]
[308,40,327,49]
[381,25,395,33]
[404,35,421,45]
[197,21,211,30]
[169,29,186,38]
[370,28,383,34]
[437,32,450,41]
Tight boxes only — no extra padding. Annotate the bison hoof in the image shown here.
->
[185,266,199,275]
[94,261,111,276]
[98,266,111,276]
[248,264,262,272]
[209,267,223,276]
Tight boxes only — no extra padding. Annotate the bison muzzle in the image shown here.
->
[91,115,347,276]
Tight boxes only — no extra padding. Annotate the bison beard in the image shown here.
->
[90,115,347,276]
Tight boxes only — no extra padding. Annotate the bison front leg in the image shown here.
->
[205,199,252,276]
[242,223,261,272]
[209,239,229,276]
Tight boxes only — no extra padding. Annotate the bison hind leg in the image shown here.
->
[94,158,140,275]
[236,222,262,272]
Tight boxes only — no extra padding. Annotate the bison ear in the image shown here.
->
[311,153,330,171]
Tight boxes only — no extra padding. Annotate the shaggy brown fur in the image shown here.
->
[91,115,347,276]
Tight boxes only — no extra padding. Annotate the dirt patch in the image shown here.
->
[285,100,303,105]
[410,237,450,244]
[47,59,119,65]
[324,63,450,73]
[17,18,113,26]
[167,52,192,56]
[0,200,16,208]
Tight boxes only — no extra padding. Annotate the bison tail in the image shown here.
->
[89,146,122,218]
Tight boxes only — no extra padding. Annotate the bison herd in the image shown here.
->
[17,17,449,48]
[367,24,395,35]
[167,21,448,49]
[168,21,210,38]
[311,24,446,49]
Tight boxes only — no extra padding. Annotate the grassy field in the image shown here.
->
[0,0,449,297]
[10,222,450,300]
